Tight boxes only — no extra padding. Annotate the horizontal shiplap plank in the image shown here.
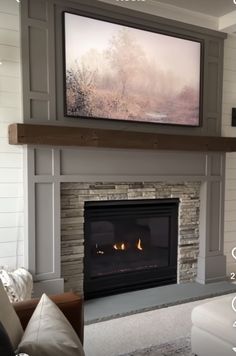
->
[0,0,19,16]
[226,163,236,170]
[226,156,236,169]
[0,241,17,257]
[222,92,236,105]
[0,153,22,168]
[0,227,23,242]
[0,44,20,61]
[222,127,236,137]
[224,221,236,232]
[224,210,236,222]
[225,169,236,180]
[0,122,9,137]
[226,152,236,159]
[222,104,233,116]
[0,77,20,93]
[0,107,22,122]
[0,212,24,228]
[225,190,236,201]
[0,197,23,212]
[223,70,236,83]
[222,114,231,127]
[0,255,24,269]
[0,61,20,77]
[224,36,236,50]
[224,231,236,243]
[223,81,236,94]
[224,240,236,254]
[224,46,236,59]
[0,183,23,197]
[224,57,236,71]
[225,179,236,190]
[0,28,19,47]
[225,200,236,211]
[0,13,19,31]
[0,168,23,183]
[0,138,22,153]
[0,92,21,109]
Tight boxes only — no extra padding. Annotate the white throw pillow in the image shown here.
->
[0,280,24,350]
[18,293,85,356]
[0,268,33,302]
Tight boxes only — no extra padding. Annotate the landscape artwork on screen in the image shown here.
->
[64,12,201,126]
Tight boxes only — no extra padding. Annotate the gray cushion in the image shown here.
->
[0,280,23,350]
[18,293,85,356]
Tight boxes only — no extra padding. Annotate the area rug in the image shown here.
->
[119,337,192,356]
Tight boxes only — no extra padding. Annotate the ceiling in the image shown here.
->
[154,0,236,17]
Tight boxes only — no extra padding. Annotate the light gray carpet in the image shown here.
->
[84,297,225,356]
[119,337,192,356]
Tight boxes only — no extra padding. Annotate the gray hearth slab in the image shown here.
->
[85,281,236,324]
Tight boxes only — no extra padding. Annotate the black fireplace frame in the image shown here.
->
[84,198,179,299]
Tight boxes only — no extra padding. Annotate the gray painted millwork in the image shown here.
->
[20,0,227,294]
[26,146,226,293]
[21,0,226,136]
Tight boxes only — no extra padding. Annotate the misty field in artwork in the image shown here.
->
[64,13,201,126]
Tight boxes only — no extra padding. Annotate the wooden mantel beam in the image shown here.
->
[8,123,236,152]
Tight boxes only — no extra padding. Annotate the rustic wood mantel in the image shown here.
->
[8,123,236,152]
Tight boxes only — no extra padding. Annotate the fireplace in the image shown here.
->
[84,198,179,298]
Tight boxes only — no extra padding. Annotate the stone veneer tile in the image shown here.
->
[61,182,201,294]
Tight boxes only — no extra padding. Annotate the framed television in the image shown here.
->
[63,11,202,127]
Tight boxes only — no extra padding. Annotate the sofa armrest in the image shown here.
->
[13,292,84,344]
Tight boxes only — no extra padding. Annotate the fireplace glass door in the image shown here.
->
[84,199,178,298]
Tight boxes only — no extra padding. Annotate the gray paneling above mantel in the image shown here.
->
[21,0,226,136]
[20,0,228,295]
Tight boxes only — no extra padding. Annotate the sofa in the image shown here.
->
[0,278,85,356]
[13,291,84,344]
[191,293,236,356]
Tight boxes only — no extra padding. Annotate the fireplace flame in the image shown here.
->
[137,238,143,251]
[96,244,105,255]
[113,243,126,251]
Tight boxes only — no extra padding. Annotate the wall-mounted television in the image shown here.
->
[64,12,202,127]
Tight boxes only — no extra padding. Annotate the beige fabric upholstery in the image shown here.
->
[0,280,23,350]
[191,294,236,356]
[18,293,85,356]
[192,325,234,356]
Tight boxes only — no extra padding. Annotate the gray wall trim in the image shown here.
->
[54,0,227,39]
[33,278,64,297]
[25,146,226,285]
[21,0,226,136]
[23,146,36,273]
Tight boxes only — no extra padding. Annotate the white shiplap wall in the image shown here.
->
[0,0,23,269]
[222,34,236,275]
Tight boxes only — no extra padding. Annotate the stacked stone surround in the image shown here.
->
[61,182,201,294]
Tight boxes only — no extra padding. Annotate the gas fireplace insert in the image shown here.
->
[84,198,179,299]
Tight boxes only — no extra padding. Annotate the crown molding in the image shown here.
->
[98,0,219,30]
